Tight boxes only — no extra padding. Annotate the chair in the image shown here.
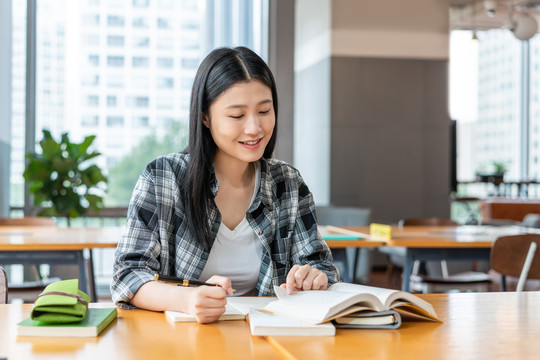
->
[0,266,7,304]
[0,217,60,302]
[491,234,540,291]
[316,206,371,283]
[385,217,492,293]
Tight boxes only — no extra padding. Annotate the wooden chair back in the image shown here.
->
[0,266,7,304]
[491,234,540,280]
[399,217,458,227]
[0,217,57,227]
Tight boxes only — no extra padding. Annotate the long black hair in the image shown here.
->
[183,46,278,251]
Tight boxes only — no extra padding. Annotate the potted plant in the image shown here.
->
[23,130,108,225]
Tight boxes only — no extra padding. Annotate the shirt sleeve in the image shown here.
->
[110,166,162,309]
[290,176,341,285]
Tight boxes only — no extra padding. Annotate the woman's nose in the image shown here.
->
[244,114,262,134]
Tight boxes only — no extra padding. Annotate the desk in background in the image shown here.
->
[346,225,534,292]
[2,292,540,359]
[480,198,540,222]
[0,226,122,302]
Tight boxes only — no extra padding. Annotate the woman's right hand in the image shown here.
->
[187,275,233,323]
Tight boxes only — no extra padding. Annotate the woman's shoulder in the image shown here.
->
[261,158,302,181]
[144,152,189,176]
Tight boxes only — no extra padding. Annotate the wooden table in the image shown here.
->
[269,291,540,359]
[0,302,280,360]
[0,226,123,301]
[2,292,540,359]
[347,225,534,291]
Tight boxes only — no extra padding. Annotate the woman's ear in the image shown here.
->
[202,114,210,128]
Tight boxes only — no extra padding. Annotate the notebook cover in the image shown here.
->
[17,307,117,337]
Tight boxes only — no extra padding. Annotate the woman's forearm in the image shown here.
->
[130,280,194,312]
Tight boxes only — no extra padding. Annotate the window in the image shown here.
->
[107,95,117,107]
[107,75,124,88]
[107,35,124,47]
[181,58,198,69]
[133,36,149,47]
[107,116,124,127]
[127,96,149,107]
[157,57,173,68]
[11,0,267,215]
[107,15,125,27]
[81,115,99,126]
[88,54,99,66]
[82,74,99,86]
[451,29,537,199]
[133,116,149,127]
[133,0,149,7]
[157,77,173,89]
[132,56,149,68]
[157,18,170,29]
[107,56,124,67]
[132,17,149,28]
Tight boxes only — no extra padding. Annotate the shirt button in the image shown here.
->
[259,230,263,235]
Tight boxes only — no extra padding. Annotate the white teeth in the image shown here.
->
[242,140,259,145]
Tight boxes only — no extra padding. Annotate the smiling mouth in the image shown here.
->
[240,138,262,145]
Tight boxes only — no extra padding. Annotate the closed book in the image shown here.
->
[248,309,335,336]
[332,310,402,329]
[17,307,117,337]
[165,296,275,322]
[166,304,246,322]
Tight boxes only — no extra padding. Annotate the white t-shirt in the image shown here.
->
[198,162,263,295]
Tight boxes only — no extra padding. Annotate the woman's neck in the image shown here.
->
[213,154,255,188]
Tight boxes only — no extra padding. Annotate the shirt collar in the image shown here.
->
[209,158,275,211]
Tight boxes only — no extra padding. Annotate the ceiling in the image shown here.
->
[450,0,540,31]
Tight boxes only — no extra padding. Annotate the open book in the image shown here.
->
[165,296,275,322]
[263,282,440,326]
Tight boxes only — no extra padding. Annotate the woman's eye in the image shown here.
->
[259,109,271,115]
[229,114,244,119]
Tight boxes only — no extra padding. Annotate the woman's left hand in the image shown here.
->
[280,264,328,294]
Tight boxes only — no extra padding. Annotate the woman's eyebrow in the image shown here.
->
[225,99,272,109]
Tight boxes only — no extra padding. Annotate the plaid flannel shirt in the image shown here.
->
[111,152,340,308]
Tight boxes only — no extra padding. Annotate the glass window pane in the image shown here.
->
[10,0,27,211]
[451,30,522,191]
[529,34,540,180]
[26,0,267,213]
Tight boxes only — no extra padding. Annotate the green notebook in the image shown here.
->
[17,308,117,337]
[322,234,363,240]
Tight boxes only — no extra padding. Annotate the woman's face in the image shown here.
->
[205,79,275,166]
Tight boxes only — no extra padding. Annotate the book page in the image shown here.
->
[264,286,382,324]
[328,282,439,320]
[329,282,399,305]
[226,296,276,314]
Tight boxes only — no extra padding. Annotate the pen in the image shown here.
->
[154,273,219,287]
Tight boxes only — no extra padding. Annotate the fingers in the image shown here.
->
[285,265,328,293]
[191,286,228,324]
[205,275,234,295]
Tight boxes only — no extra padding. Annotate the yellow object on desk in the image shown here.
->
[370,223,392,240]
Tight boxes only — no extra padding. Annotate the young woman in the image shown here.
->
[111,47,339,323]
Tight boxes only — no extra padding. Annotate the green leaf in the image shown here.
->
[79,135,96,155]
[40,133,61,160]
